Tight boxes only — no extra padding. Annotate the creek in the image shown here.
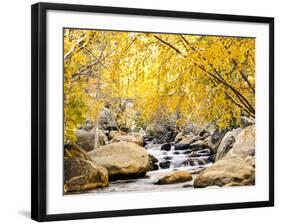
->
[80,142,213,194]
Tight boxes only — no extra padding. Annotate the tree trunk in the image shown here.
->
[94,113,100,150]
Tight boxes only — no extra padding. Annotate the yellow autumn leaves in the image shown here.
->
[64,29,255,141]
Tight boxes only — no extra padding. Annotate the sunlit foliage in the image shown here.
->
[64,29,255,141]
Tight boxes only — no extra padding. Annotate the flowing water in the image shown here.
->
[77,142,213,195]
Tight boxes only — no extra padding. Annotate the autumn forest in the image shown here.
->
[63,29,256,193]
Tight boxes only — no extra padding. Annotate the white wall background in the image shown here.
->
[0,0,279,223]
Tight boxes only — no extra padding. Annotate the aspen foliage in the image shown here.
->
[64,29,255,141]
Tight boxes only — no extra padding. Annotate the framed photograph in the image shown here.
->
[31,2,274,222]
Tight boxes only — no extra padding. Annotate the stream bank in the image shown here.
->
[76,142,212,194]
[64,123,255,194]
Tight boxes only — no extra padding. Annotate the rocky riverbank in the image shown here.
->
[64,119,255,194]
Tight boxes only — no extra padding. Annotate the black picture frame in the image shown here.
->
[31,2,274,222]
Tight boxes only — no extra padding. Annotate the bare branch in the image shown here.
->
[155,34,255,115]
[198,65,255,114]
[239,70,255,94]
[64,37,85,61]
[154,35,186,57]
[210,78,255,117]
[64,33,95,61]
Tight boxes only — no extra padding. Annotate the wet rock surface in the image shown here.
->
[157,170,192,185]
[64,157,108,192]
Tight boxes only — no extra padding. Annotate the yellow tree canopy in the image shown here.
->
[64,29,255,141]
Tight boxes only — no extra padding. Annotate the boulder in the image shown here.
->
[245,156,255,167]
[215,128,242,161]
[187,151,197,157]
[208,154,216,163]
[161,143,171,151]
[224,173,255,186]
[88,142,149,179]
[199,129,210,137]
[204,129,226,153]
[240,173,255,185]
[194,125,256,188]
[148,154,159,171]
[164,156,173,160]
[181,158,207,166]
[158,170,192,184]
[183,149,193,154]
[194,155,255,187]
[174,143,190,151]
[202,132,210,138]
[175,132,185,143]
[180,135,200,145]
[64,157,108,192]
[75,128,108,152]
[229,125,255,159]
[108,130,126,140]
[64,143,92,161]
[159,161,171,169]
[196,148,212,156]
[109,134,144,146]
[241,116,255,128]
[224,182,242,187]
[189,140,209,151]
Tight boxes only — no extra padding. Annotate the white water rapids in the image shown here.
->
[77,142,213,194]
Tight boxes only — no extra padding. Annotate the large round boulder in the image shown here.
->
[75,128,108,152]
[64,157,108,192]
[194,155,255,187]
[109,134,144,146]
[88,142,149,179]
[158,170,192,185]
